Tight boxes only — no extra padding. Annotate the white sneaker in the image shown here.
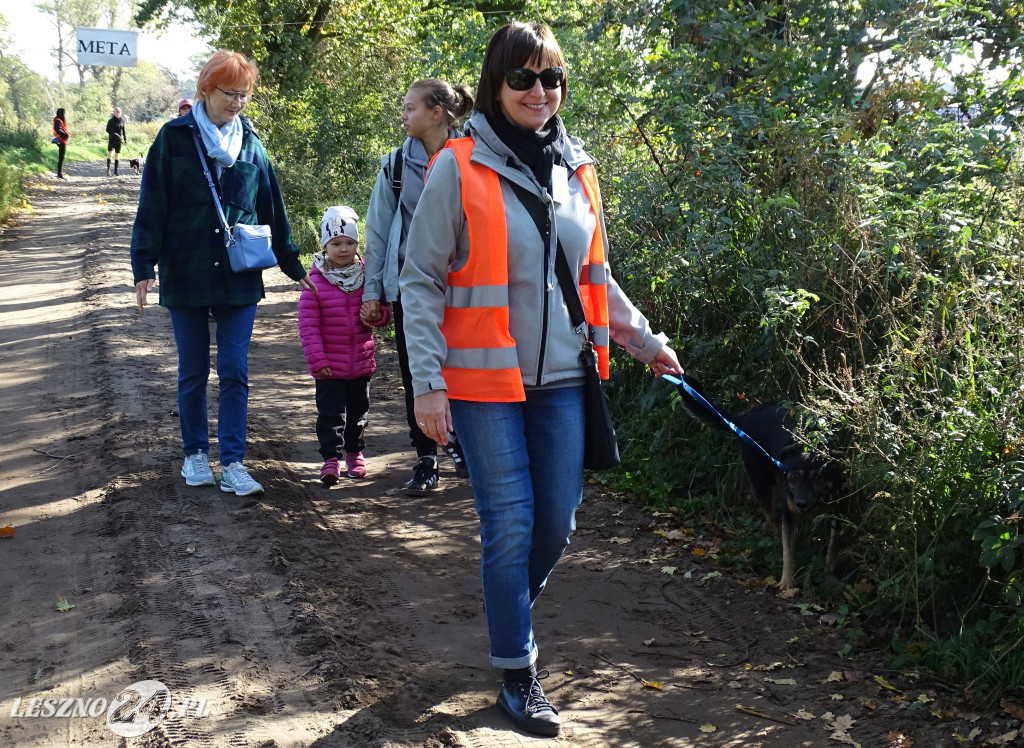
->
[181,452,216,486]
[220,462,264,496]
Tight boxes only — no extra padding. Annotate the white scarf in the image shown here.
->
[193,100,243,176]
[313,253,365,293]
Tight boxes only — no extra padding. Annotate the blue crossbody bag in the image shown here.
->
[192,129,276,273]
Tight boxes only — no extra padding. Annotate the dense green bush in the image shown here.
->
[582,0,1024,696]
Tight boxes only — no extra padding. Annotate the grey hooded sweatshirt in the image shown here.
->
[399,112,668,399]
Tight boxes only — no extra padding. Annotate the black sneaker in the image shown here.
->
[441,435,470,478]
[496,671,561,737]
[405,456,439,496]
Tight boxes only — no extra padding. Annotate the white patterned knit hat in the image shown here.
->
[319,205,359,246]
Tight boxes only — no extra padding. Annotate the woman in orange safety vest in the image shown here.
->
[399,22,682,738]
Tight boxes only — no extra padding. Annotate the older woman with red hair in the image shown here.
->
[131,50,315,496]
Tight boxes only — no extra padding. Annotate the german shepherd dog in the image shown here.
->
[677,380,845,590]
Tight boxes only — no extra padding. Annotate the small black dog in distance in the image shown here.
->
[128,154,144,174]
[677,379,845,590]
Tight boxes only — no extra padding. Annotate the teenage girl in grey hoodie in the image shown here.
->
[361,78,473,496]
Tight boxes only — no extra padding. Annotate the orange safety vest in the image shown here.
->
[441,137,610,402]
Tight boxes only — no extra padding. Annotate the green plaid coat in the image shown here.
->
[130,113,306,307]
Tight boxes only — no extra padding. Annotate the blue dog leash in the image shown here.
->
[663,374,789,475]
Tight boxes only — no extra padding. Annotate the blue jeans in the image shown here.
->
[450,385,585,669]
[168,304,257,466]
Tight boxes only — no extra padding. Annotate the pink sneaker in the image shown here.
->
[345,452,366,478]
[320,457,341,486]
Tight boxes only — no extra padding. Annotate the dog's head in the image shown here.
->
[779,444,844,515]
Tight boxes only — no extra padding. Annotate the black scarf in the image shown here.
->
[487,110,563,191]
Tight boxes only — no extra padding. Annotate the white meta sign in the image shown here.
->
[76,27,138,67]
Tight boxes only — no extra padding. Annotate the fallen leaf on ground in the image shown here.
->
[604,537,632,544]
[874,675,904,694]
[661,566,676,575]
[0,525,15,538]
[699,722,717,733]
[832,714,856,731]
[56,594,75,612]
[764,677,797,685]
[643,638,656,647]
[827,671,844,682]
[642,680,664,690]
[1001,699,1024,722]
[990,730,1022,745]
[794,709,816,720]
[886,730,914,746]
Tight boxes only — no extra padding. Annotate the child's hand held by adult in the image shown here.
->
[360,300,381,324]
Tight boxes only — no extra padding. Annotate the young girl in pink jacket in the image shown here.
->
[299,206,390,483]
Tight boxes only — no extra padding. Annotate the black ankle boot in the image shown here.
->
[496,670,561,737]
[114,160,119,175]
[405,456,438,496]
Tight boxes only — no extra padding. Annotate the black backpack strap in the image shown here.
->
[389,146,403,201]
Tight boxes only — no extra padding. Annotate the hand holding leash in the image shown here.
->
[650,345,683,378]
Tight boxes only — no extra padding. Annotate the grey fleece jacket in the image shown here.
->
[362,130,463,304]
[399,112,669,399]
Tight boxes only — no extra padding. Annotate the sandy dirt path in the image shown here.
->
[0,161,1010,747]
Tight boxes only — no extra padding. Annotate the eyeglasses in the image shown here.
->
[215,86,250,103]
[504,66,564,91]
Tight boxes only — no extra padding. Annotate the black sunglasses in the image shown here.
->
[504,66,564,91]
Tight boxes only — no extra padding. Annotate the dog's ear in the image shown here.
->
[780,443,804,460]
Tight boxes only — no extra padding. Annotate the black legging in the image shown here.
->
[56,143,66,177]
[393,297,438,458]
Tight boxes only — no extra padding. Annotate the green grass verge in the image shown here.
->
[0,123,157,224]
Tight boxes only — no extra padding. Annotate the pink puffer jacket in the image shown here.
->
[298,261,390,379]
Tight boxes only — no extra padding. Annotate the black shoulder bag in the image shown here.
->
[553,242,621,471]
[508,179,620,471]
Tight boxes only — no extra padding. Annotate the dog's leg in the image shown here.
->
[826,518,840,571]
[780,510,797,590]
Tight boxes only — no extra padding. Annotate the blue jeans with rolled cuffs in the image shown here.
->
[168,304,257,466]
[450,385,585,669]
